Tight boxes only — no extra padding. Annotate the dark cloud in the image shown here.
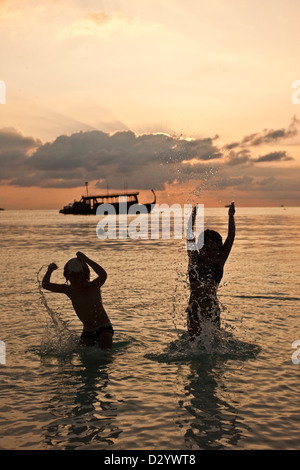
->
[224,149,294,166]
[225,149,252,166]
[0,129,221,189]
[254,151,293,163]
[0,127,41,180]
[0,121,299,197]
[0,127,41,153]
[224,115,300,150]
[214,175,254,190]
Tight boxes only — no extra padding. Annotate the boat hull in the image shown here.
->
[59,189,156,215]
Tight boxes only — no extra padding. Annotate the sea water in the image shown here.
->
[0,207,300,450]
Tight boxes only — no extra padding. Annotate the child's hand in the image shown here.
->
[191,204,198,219]
[228,201,235,216]
[76,251,88,263]
[48,263,58,272]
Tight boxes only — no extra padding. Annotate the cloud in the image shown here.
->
[224,149,252,166]
[0,129,220,189]
[256,176,276,186]
[0,121,299,198]
[224,148,294,166]
[206,166,300,195]
[215,175,254,190]
[224,115,300,150]
[255,175,300,192]
[0,127,41,180]
[0,127,41,153]
[254,150,293,163]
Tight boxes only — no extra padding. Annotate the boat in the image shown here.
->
[59,184,156,215]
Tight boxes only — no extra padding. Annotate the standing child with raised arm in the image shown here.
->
[186,202,235,343]
[42,251,114,350]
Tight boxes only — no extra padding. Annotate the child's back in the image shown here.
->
[42,252,114,349]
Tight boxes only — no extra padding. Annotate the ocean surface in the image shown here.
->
[0,206,300,450]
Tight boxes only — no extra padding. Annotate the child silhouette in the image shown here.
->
[42,251,113,350]
[186,202,235,342]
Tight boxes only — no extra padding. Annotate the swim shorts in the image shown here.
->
[80,322,114,344]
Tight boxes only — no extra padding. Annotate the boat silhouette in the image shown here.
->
[59,185,156,215]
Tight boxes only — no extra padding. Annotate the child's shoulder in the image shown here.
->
[88,277,104,288]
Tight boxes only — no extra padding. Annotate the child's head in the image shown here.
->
[199,229,223,259]
[63,258,90,285]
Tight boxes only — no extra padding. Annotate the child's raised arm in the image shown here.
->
[220,202,235,265]
[42,263,69,293]
[186,205,200,266]
[76,252,107,287]
[186,205,197,242]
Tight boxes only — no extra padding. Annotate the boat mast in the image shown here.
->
[85,182,89,197]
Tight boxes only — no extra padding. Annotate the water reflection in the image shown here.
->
[172,335,261,450]
[42,351,121,449]
[180,357,244,449]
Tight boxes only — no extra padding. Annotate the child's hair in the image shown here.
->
[198,229,223,252]
[63,258,90,282]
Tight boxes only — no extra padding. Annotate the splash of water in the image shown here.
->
[171,266,189,331]
[36,266,79,356]
[171,260,233,354]
[145,326,260,364]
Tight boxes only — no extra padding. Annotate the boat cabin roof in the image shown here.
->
[81,192,139,201]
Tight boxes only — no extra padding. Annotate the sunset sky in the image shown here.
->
[0,0,300,208]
